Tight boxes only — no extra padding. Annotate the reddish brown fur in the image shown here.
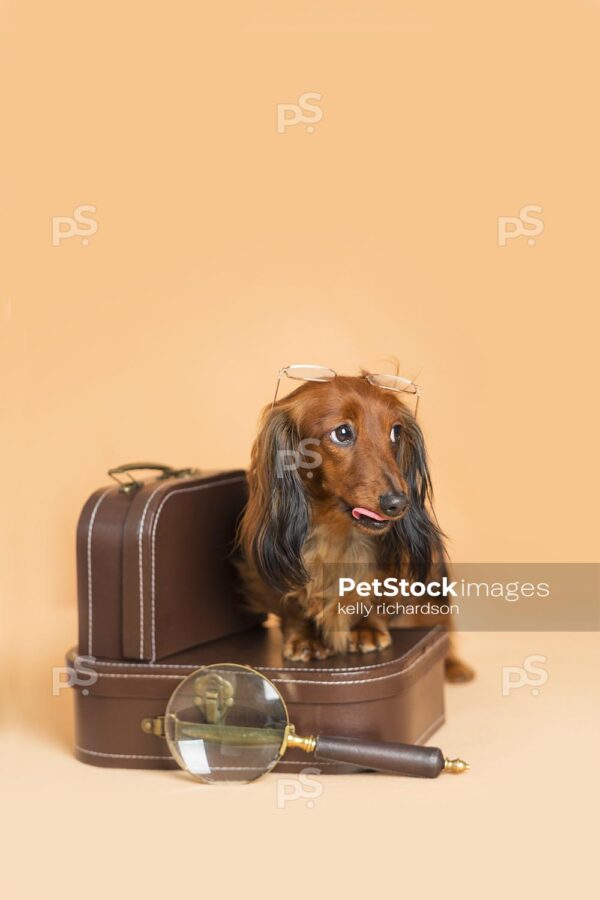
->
[239,375,473,681]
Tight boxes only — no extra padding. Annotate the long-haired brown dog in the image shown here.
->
[239,373,473,682]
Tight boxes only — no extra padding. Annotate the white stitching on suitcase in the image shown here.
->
[76,746,172,760]
[137,484,167,659]
[90,642,442,685]
[146,476,246,662]
[92,670,408,682]
[94,673,195,679]
[87,488,112,657]
[76,747,344,767]
[86,657,414,673]
[76,747,306,768]
[273,673,410,686]
[271,643,441,684]
[86,630,441,673]
[272,760,344,767]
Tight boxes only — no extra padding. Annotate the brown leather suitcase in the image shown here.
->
[76,463,264,662]
[69,623,448,774]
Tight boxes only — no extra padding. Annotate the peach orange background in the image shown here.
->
[1,2,598,898]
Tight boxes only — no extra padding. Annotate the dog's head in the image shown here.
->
[240,374,445,592]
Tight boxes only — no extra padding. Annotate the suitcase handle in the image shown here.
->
[108,462,197,492]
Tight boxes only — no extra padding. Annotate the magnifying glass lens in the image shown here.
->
[165,665,288,784]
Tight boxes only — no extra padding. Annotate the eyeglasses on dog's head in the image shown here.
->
[272,364,421,415]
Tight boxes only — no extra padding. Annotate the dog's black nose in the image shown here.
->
[379,492,407,516]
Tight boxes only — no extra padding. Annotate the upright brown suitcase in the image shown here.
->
[76,463,263,662]
[69,623,448,774]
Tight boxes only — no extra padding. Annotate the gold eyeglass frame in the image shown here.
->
[272,364,421,416]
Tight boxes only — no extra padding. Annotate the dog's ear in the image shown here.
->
[380,415,446,581]
[240,406,310,593]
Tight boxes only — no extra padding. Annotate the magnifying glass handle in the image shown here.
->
[314,735,469,777]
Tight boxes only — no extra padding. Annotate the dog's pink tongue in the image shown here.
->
[352,506,389,521]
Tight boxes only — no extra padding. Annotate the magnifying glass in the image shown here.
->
[141,664,470,784]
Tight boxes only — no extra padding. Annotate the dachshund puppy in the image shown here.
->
[239,374,473,682]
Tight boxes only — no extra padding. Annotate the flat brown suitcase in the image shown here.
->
[69,623,448,774]
[76,463,264,662]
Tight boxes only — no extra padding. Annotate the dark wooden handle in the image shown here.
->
[315,734,445,777]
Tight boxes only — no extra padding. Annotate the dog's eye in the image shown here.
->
[330,424,355,445]
[390,424,402,443]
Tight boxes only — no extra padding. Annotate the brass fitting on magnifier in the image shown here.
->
[444,758,470,773]
[285,725,316,753]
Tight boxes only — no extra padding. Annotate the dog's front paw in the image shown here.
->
[345,625,392,654]
[283,636,334,662]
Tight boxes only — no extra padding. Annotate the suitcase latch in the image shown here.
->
[141,715,166,737]
[141,673,236,738]
[192,673,235,724]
